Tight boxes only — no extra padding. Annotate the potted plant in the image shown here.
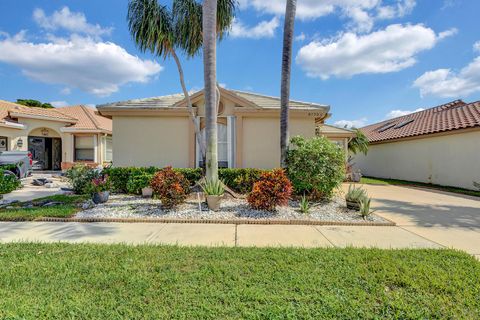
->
[90,175,111,204]
[345,184,367,211]
[359,197,374,219]
[201,179,225,211]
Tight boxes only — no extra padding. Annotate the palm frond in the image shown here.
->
[173,0,237,57]
[127,0,174,59]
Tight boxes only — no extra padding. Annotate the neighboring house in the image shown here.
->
[98,88,345,169]
[0,100,112,170]
[355,100,480,190]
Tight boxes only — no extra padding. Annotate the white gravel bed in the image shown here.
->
[75,193,387,223]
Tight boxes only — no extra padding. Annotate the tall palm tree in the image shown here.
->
[203,0,218,181]
[127,0,235,168]
[280,0,297,168]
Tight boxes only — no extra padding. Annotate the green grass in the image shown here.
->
[0,194,88,221]
[0,244,478,319]
[361,176,480,197]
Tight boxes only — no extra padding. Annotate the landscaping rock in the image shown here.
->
[44,183,57,189]
[0,200,19,209]
[82,200,96,210]
[42,202,64,207]
[32,178,53,186]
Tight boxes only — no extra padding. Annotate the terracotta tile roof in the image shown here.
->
[0,100,111,133]
[0,100,77,122]
[361,100,480,143]
[57,105,112,133]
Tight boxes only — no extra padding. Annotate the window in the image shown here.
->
[0,137,7,151]
[104,136,113,162]
[198,124,229,168]
[75,136,94,161]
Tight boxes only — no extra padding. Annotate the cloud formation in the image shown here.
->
[0,7,162,97]
[230,17,280,39]
[334,117,368,129]
[33,7,112,37]
[385,108,424,119]
[413,56,480,98]
[296,24,452,79]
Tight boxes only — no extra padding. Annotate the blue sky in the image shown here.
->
[0,0,479,127]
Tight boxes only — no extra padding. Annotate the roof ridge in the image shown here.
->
[80,105,102,130]
[230,89,327,107]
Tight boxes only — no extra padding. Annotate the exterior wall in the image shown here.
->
[354,129,480,190]
[242,117,316,168]
[113,116,190,168]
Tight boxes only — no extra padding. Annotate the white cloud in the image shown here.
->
[413,57,480,98]
[239,0,416,33]
[334,117,367,129]
[60,87,71,95]
[386,108,424,119]
[219,83,227,88]
[50,100,69,107]
[230,17,279,39]
[473,41,480,53]
[295,32,306,42]
[438,28,458,40]
[296,24,444,79]
[33,7,112,37]
[0,32,162,97]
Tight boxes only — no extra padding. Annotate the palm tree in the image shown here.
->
[127,0,235,168]
[203,0,218,181]
[348,128,369,155]
[280,0,297,168]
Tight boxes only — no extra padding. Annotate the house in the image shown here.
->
[98,88,346,169]
[0,100,112,170]
[316,124,356,161]
[355,100,480,190]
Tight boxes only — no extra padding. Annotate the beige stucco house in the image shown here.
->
[355,100,480,190]
[0,100,112,170]
[98,88,347,169]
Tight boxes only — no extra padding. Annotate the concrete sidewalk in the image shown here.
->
[0,222,442,249]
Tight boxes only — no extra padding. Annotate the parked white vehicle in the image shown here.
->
[0,151,33,178]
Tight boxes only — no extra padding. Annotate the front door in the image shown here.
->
[28,137,46,170]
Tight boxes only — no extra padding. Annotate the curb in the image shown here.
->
[34,216,396,226]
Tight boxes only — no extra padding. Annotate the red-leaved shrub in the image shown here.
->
[150,166,190,209]
[247,169,292,211]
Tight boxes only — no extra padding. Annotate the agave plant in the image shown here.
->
[201,179,225,196]
[299,194,310,215]
[359,197,374,218]
[345,184,368,202]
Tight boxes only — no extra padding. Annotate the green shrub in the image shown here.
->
[0,173,21,194]
[219,168,268,193]
[247,169,292,211]
[173,168,202,186]
[150,167,190,209]
[105,167,202,193]
[126,173,154,195]
[345,184,368,203]
[287,136,346,200]
[65,165,100,195]
[201,179,225,196]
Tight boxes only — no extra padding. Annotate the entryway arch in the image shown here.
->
[27,127,63,170]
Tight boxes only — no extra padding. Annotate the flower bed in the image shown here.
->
[74,193,390,224]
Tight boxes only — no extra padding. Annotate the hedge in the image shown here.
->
[104,167,269,194]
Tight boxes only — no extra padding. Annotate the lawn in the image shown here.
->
[0,194,88,221]
[0,244,478,319]
[361,176,480,197]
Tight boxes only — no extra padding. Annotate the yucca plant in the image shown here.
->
[359,197,374,218]
[299,194,310,215]
[201,179,225,196]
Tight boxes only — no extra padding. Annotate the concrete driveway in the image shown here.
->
[354,184,480,259]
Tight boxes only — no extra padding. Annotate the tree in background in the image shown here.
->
[280,0,297,168]
[127,0,235,167]
[348,128,369,155]
[16,99,54,109]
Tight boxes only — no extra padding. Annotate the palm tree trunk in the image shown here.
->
[203,0,218,181]
[171,49,205,163]
[280,0,297,168]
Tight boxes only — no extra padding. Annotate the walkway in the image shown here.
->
[0,184,479,259]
